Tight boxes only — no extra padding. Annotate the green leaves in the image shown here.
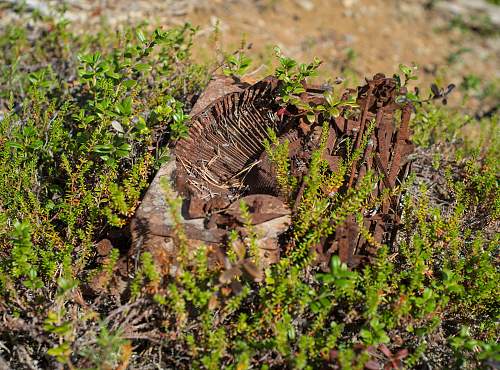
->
[78,51,102,66]
[133,63,152,73]
[318,91,358,119]
[319,256,356,288]
[263,127,297,199]
[360,318,390,345]
[9,221,43,289]
[449,326,500,364]
[274,46,321,109]
[77,51,105,82]
[222,52,252,77]
[411,288,438,317]
[0,18,204,292]
[311,257,358,315]
[115,96,132,116]
[273,50,359,124]
[151,95,189,140]
[94,142,131,162]
[47,342,72,363]
[28,68,54,89]
[136,29,147,45]
[397,63,418,85]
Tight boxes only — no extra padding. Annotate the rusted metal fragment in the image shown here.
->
[224,194,291,224]
[219,265,243,284]
[323,74,414,266]
[190,75,249,117]
[130,157,218,242]
[130,77,291,280]
[218,236,281,284]
[186,196,206,219]
[205,196,231,213]
[130,73,414,279]
[244,151,278,195]
[258,237,280,262]
[252,215,291,239]
[128,152,230,282]
[175,76,280,199]
[323,155,342,172]
[284,75,414,268]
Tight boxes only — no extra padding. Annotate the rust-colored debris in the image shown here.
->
[313,74,415,268]
[175,76,281,199]
[130,72,414,279]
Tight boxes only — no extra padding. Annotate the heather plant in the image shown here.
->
[263,127,298,200]
[0,10,498,370]
[0,16,204,270]
[0,13,205,367]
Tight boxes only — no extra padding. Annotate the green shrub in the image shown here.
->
[0,11,498,370]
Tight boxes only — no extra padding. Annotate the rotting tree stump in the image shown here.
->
[129,73,414,280]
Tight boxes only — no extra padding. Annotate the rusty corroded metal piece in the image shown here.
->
[175,76,281,199]
[129,76,290,281]
[325,74,414,268]
[130,73,414,279]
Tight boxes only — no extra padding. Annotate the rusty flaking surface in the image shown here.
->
[175,76,281,199]
[315,75,414,268]
[130,73,414,280]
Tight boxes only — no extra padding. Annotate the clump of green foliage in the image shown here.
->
[0,12,206,368]
[263,127,298,199]
[0,15,204,272]
[0,11,498,370]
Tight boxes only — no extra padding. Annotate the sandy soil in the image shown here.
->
[2,0,499,88]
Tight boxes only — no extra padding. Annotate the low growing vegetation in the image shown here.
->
[0,12,498,370]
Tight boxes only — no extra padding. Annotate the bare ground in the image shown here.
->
[2,0,498,89]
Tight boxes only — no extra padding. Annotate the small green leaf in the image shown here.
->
[306,112,316,123]
[6,141,23,150]
[105,70,121,79]
[399,63,412,76]
[134,63,152,72]
[136,29,146,44]
[122,79,137,89]
[329,106,340,118]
